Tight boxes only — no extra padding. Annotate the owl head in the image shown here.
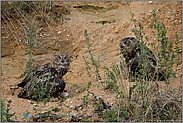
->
[119,37,140,62]
[120,37,139,51]
[53,55,70,70]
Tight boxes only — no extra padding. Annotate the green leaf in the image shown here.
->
[97,84,100,88]
[32,59,35,62]
[84,94,88,101]
[24,53,28,56]
[87,81,92,88]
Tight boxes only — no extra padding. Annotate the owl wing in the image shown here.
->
[17,66,66,99]
[17,63,53,87]
[18,76,66,99]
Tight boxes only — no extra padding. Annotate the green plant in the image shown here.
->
[1,94,16,122]
[126,1,181,122]
[22,20,58,122]
[150,10,180,82]
[102,1,181,122]
[25,70,57,121]
[23,19,35,76]
[80,29,102,102]
[82,29,101,81]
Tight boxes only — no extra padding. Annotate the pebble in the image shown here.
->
[58,31,61,34]
[70,105,74,109]
[79,107,83,110]
[7,98,12,103]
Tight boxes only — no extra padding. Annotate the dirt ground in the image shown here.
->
[1,1,182,122]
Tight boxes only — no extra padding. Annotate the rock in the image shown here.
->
[7,98,12,103]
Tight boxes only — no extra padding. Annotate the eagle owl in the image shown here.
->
[120,37,166,81]
[17,55,70,99]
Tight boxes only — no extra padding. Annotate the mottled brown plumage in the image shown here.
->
[120,37,166,81]
[17,55,70,99]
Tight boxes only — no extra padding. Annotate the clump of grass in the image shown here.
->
[103,1,182,122]
[1,94,16,122]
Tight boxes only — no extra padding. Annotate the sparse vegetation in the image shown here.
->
[79,1,181,122]
[1,94,16,122]
[23,19,36,76]
[1,1,181,122]
[21,19,59,122]
[99,1,182,122]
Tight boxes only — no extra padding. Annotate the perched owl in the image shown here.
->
[120,37,166,81]
[17,55,70,99]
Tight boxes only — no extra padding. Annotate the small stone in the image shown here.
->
[149,1,152,3]
[79,107,83,110]
[7,98,12,103]
[58,31,62,34]
[16,119,20,122]
[70,105,74,109]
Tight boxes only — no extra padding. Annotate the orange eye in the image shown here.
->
[124,42,128,45]
[58,57,61,60]
[65,57,67,60]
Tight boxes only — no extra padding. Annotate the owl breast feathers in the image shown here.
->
[17,55,70,99]
[120,37,167,81]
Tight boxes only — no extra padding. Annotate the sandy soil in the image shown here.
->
[1,1,182,122]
